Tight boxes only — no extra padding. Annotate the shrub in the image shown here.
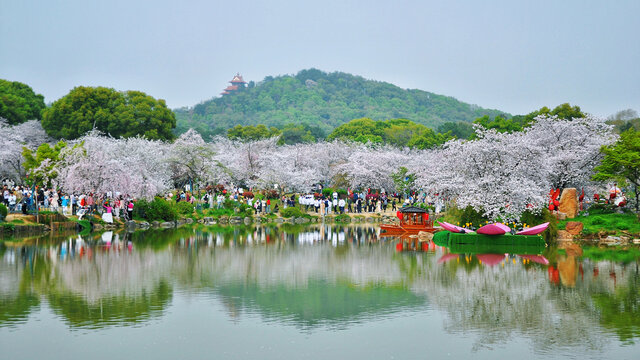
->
[444,205,489,228]
[149,198,178,222]
[414,202,435,212]
[588,203,617,215]
[615,221,630,230]
[322,188,348,198]
[134,198,178,222]
[132,199,149,219]
[223,198,236,209]
[0,203,8,219]
[280,207,306,218]
[321,188,333,197]
[1,223,15,231]
[175,201,195,216]
[590,216,605,225]
[205,208,234,218]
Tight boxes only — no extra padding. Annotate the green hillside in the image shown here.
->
[174,68,509,139]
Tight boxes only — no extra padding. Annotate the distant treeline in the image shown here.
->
[221,103,594,149]
[2,74,638,145]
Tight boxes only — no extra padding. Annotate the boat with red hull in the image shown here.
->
[380,206,437,235]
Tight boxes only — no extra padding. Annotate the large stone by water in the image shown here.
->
[565,221,584,235]
[559,188,579,218]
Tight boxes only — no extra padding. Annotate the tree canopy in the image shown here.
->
[42,86,176,140]
[473,103,587,134]
[327,118,454,149]
[227,124,280,141]
[22,141,67,187]
[226,123,324,145]
[437,121,474,140]
[606,109,640,134]
[593,129,640,212]
[0,79,46,125]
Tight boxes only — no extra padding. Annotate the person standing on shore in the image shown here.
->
[71,194,77,215]
[127,200,134,220]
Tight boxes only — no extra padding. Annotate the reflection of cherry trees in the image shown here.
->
[3,230,638,347]
[406,259,608,353]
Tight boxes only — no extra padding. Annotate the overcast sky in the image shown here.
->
[1,0,638,117]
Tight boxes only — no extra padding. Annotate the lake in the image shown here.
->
[1,224,639,359]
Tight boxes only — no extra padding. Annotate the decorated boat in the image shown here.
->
[432,228,547,251]
[433,230,548,266]
[380,206,436,235]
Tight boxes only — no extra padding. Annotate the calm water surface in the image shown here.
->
[1,225,639,359]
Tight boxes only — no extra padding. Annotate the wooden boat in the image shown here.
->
[380,206,436,234]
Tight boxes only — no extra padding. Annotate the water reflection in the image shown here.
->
[1,224,640,353]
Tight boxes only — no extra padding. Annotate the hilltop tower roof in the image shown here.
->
[230,73,246,84]
[221,73,246,95]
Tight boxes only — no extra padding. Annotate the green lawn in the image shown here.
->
[558,212,640,235]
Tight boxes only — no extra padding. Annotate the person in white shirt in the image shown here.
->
[8,193,17,211]
[338,198,346,213]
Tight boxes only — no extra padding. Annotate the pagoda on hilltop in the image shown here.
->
[221,73,247,95]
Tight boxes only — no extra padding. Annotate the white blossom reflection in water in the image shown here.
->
[0,225,639,360]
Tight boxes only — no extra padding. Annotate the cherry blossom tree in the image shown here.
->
[168,129,222,188]
[261,143,320,193]
[212,136,279,188]
[54,131,171,199]
[525,115,616,189]
[335,144,413,192]
[0,119,52,183]
[412,115,616,219]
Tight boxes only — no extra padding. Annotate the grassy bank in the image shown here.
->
[558,212,640,236]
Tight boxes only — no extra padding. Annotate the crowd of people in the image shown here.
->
[296,190,399,215]
[1,184,135,222]
[6,180,629,224]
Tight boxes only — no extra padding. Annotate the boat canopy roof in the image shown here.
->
[400,206,428,214]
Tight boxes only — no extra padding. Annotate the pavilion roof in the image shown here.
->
[400,206,428,214]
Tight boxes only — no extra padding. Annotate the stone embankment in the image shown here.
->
[2,211,389,237]
[1,213,79,237]
[114,214,386,232]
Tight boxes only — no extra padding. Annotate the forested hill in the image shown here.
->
[174,69,508,138]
